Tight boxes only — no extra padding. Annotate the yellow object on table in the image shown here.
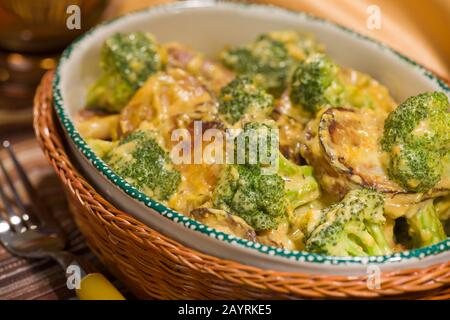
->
[76,273,125,300]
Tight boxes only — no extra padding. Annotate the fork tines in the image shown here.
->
[0,141,37,232]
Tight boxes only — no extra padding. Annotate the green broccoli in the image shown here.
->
[267,30,324,60]
[388,143,443,193]
[213,164,287,232]
[381,92,450,192]
[237,122,320,209]
[220,31,321,95]
[87,32,165,112]
[405,200,447,248]
[305,189,393,256]
[218,76,274,124]
[289,53,396,113]
[278,152,321,210]
[233,121,279,166]
[381,92,450,151]
[213,122,320,231]
[104,130,181,201]
[290,53,342,113]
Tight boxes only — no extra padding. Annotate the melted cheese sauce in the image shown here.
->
[168,162,222,213]
[120,68,217,144]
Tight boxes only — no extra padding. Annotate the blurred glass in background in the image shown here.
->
[0,0,108,133]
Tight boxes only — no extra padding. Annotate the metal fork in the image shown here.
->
[0,141,124,300]
[0,140,85,270]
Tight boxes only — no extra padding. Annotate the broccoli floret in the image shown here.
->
[289,54,397,113]
[305,189,393,256]
[213,122,320,231]
[221,31,321,94]
[381,92,450,151]
[381,92,450,192]
[233,121,279,166]
[406,200,447,248]
[267,30,324,60]
[278,152,321,210]
[388,144,443,192]
[86,72,135,113]
[213,164,286,232]
[289,54,344,113]
[87,32,165,112]
[104,130,181,201]
[218,76,273,124]
[237,122,320,209]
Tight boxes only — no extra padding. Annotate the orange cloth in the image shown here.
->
[109,0,450,79]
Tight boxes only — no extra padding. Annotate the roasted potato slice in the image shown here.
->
[271,88,311,163]
[319,107,398,192]
[301,108,351,197]
[190,208,257,241]
[257,221,297,250]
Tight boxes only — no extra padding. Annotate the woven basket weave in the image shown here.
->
[33,71,450,299]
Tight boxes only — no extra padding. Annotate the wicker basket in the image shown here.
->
[33,71,450,299]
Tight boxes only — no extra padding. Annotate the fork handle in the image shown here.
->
[51,251,125,300]
[50,251,92,274]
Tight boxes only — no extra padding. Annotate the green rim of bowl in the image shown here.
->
[52,0,450,265]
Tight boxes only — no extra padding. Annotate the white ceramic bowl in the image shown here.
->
[53,1,450,274]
